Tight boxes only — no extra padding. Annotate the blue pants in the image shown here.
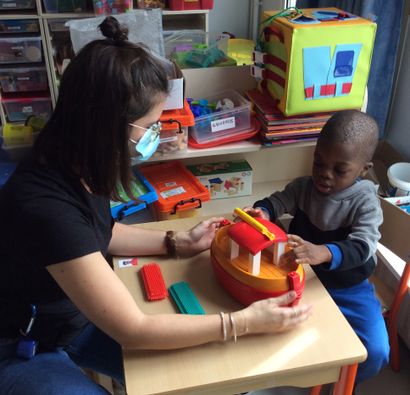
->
[0,324,124,395]
[328,280,390,383]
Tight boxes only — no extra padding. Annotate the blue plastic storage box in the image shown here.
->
[110,170,158,221]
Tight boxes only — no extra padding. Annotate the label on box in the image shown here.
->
[187,160,252,200]
[211,117,235,133]
[160,186,186,199]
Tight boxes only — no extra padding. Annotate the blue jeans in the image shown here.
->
[0,324,124,395]
[328,280,390,383]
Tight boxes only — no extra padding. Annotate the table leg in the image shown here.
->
[332,364,358,395]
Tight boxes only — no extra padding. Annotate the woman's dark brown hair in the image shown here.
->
[34,16,169,201]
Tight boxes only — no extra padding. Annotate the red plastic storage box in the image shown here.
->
[168,0,213,11]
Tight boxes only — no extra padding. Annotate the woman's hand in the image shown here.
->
[287,234,332,266]
[237,291,313,334]
[176,217,225,258]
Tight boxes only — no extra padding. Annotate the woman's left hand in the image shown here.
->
[176,217,225,258]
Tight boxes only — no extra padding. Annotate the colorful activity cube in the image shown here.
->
[253,8,377,116]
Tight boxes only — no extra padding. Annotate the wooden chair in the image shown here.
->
[372,198,410,372]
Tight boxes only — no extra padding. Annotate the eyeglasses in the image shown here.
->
[128,121,162,144]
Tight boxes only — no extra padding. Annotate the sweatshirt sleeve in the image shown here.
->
[253,177,305,221]
[327,192,383,271]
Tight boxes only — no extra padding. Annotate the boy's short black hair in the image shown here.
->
[319,110,379,162]
[33,17,169,201]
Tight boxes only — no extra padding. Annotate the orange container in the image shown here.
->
[140,161,210,220]
[153,100,195,158]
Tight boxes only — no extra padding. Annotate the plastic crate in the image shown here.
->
[167,31,230,68]
[0,0,35,10]
[0,67,48,93]
[0,161,16,188]
[110,170,157,220]
[168,0,213,10]
[140,161,210,221]
[2,95,52,123]
[163,29,206,59]
[0,19,39,34]
[43,0,87,12]
[0,36,42,65]
[152,100,194,158]
[189,89,251,144]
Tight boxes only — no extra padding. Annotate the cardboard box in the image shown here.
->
[187,160,252,199]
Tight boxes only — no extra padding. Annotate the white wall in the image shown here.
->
[209,0,251,38]
[208,0,284,39]
[385,16,410,161]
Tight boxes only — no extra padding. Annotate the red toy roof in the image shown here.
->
[227,218,288,255]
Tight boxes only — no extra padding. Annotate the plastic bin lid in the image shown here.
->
[160,100,194,130]
[140,161,210,213]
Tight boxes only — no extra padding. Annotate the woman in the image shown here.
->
[0,17,312,395]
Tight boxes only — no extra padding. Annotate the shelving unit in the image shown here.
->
[0,2,210,149]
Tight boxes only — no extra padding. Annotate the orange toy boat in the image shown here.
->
[211,210,305,306]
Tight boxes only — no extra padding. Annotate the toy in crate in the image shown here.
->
[169,32,235,69]
[92,0,132,15]
[110,170,157,220]
[187,89,251,145]
[211,208,305,306]
[252,7,376,116]
[168,0,214,10]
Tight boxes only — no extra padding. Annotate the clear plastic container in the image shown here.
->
[0,0,36,10]
[0,67,48,93]
[163,29,206,59]
[2,95,52,123]
[152,100,194,158]
[0,36,42,65]
[189,89,251,144]
[165,31,230,68]
[0,19,39,34]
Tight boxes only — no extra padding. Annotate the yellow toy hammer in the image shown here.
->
[234,207,275,241]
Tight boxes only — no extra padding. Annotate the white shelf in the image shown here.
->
[163,10,209,16]
[0,13,38,19]
[40,12,94,19]
[148,139,316,163]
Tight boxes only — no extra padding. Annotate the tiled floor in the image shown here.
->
[248,339,410,395]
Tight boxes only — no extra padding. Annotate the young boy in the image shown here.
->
[247,110,389,383]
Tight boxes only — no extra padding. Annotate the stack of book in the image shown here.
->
[246,89,333,146]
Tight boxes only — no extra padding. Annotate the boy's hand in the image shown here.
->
[239,206,270,221]
[287,234,332,266]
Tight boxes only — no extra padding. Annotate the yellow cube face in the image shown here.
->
[261,8,377,115]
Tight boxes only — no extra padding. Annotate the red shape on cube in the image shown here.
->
[342,82,352,94]
[320,84,336,96]
[305,86,314,99]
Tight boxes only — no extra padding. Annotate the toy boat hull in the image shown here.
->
[211,224,305,306]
